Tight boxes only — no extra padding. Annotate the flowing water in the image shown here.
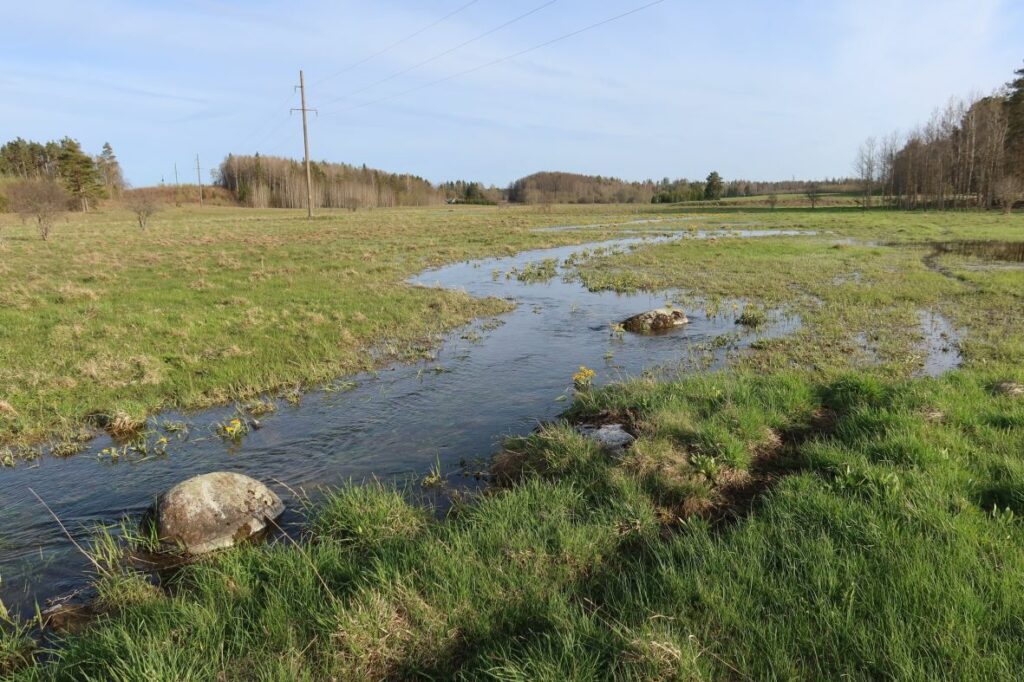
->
[0,229,804,617]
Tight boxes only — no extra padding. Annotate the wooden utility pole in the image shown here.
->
[292,70,317,219]
[195,155,204,206]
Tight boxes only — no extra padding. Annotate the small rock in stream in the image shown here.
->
[621,308,688,333]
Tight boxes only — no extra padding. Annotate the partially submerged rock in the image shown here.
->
[148,472,284,555]
[577,423,635,455]
[621,308,688,334]
[994,381,1024,397]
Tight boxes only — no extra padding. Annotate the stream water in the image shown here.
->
[0,229,803,617]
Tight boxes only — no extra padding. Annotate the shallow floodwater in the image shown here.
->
[0,229,800,617]
[918,310,964,377]
[932,240,1024,263]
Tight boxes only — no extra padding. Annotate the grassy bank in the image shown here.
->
[0,203,665,452]
[4,367,1023,679]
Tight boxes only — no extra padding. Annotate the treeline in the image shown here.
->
[216,155,444,209]
[506,172,655,204]
[0,137,125,210]
[439,180,503,205]
[503,170,856,205]
[651,175,856,203]
[855,62,1024,211]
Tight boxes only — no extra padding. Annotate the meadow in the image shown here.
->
[3,204,1024,679]
[0,204,653,454]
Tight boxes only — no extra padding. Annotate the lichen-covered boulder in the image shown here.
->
[621,308,688,333]
[149,472,284,554]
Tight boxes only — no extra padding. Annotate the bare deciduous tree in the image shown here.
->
[7,178,67,240]
[805,184,821,209]
[994,175,1022,214]
[126,193,161,229]
[854,137,878,208]
[873,88,1012,211]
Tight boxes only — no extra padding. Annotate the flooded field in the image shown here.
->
[0,229,800,617]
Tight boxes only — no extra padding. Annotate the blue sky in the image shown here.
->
[2,0,1021,187]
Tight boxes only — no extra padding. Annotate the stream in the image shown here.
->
[0,228,803,618]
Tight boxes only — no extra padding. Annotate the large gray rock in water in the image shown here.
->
[621,308,688,333]
[150,472,284,554]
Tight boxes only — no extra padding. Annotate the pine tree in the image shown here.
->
[57,137,104,211]
[704,171,723,200]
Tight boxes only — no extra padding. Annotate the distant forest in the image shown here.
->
[216,155,444,209]
[504,171,854,205]
[854,61,1024,210]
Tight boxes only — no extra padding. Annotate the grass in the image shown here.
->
[575,209,1024,376]
[5,368,1023,679]
[4,205,1024,678]
[0,203,678,453]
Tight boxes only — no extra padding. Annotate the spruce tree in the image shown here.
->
[96,142,125,198]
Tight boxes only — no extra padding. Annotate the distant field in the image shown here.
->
[577,209,1024,374]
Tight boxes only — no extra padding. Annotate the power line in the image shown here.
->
[232,90,298,152]
[247,111,295,153]
[226,2,486,156]
[319,0,558,108]
[312,0,481,88]
[322,0,666,117]
[229,0,666,162]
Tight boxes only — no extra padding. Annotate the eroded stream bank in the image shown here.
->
[1,229,804,617]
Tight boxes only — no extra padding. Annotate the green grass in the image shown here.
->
[0,203,679,452]
[575,209,1024,375]
[5,368,1023,679]
[4,206,1024,678]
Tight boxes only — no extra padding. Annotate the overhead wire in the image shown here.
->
[228,0,667,159]
[318,0,558,107]
[231,1,492,155]
[311,0,481,88]
[321,0,666,117]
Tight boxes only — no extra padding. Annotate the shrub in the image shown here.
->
[125,192,161,229]
[6,178,68,240]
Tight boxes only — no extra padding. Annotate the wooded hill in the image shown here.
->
[506,171,655,204]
